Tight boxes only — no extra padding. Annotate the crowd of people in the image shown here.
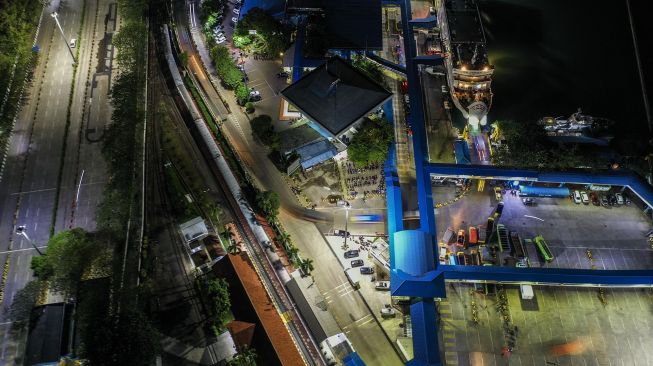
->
[344,162,386,200]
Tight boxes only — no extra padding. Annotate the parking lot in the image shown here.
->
[438,282,653,366]
[433,180,653,270]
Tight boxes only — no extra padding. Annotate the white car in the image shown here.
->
[216,37,227,44]
[231,16,239,23]
[69,38,77,48]
[375,281,390,291]
[580,191,589,205]
[573,190,582,204]
[232,8,240,15]
[615,192,624,205]
[380,304,396,318]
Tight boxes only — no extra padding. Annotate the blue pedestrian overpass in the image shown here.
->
[384,0,653,364]
[425,163,653,208]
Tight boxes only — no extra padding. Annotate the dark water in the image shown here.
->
[479,0,648,135]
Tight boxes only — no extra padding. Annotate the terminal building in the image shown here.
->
[281,56,392,157]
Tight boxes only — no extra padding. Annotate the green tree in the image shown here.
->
[244,102,255,113]
[83,308,160,366]
[255,191,280,218]
[250,114,280,149]
[236,83,250,104]
[179,51,189,68]
[348,117,394,167]
[207,278,231,331]
[228,346,257,366]
[490,119,608,170]
[299,258,314,276]
[30,228,98,295]
[286,245,299,261]
[276,231,291,248]
[234,7,290,57]
[226,241,240,254]
[351,54,386,87]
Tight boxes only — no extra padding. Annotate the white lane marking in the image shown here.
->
[524,215,544,221]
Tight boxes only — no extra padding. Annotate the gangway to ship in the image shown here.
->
[496,224,509,252]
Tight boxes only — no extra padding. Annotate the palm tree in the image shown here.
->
[277,231,291,249]
[226,241,240,255]
[286,245,299,261]
[299,258,314,276]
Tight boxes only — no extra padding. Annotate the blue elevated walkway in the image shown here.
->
[408,16,437,28]
[365,52,406,76]
[425,163,653,208]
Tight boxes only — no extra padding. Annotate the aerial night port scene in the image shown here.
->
[1,0,653,365]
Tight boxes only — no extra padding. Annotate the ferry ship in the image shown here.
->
[437,0,494,132]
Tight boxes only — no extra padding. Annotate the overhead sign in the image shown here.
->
[589,184,611,191]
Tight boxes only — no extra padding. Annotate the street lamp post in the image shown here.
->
[51,12,76,64]
[15,226,43,255]
[342,201,351,250]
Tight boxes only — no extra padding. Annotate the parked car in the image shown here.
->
[456,229,465,247]
[69,38,76,48]
[232,8,240,15]
[231,16,239,23]
[360,266,374,275]
[607,194,617,206]
[344,250,359,259]
[216,37,227,44]
[573,190,582,204]
[375,281,390,291]
[351,259,364,268]
[590,192,600,206]
[380,304,396,318]
[334,230,350,237]
[615,192,624,205]
[522,197,535,205]
[600,195,609,207]
[494,187,502,201]
[580,191,590,205]
[276,71,289,78]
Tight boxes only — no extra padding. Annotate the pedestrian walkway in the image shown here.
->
[437,299,459,365]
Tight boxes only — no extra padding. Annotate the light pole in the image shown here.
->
[15,225,43,255]
[342,201,351,250]
[51,12,76,64]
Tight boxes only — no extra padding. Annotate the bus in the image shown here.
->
[468,226,478,245]
[448,255,457,265]
[534,235,554,262]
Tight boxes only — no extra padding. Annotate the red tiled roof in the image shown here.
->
[228,254,306,366]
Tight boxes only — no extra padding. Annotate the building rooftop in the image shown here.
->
[324,0,382,50]
[281,56,392,137]
[179,216,208,244]
[226,254,305,366]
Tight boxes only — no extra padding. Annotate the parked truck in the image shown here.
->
[520,284,534,300]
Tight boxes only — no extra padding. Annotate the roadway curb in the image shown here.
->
[315,230,405,362]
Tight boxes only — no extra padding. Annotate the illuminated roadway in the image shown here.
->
[0,0,112,362]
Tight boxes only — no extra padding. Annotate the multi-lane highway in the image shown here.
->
[0,0,113,361]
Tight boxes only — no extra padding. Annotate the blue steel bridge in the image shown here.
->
[382,1,653,365]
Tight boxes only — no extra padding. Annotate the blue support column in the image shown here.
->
[406,299,442,366]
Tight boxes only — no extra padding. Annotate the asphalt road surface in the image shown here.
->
[0,0,112,362]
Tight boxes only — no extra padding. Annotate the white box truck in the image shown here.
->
[520,284,534,300]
